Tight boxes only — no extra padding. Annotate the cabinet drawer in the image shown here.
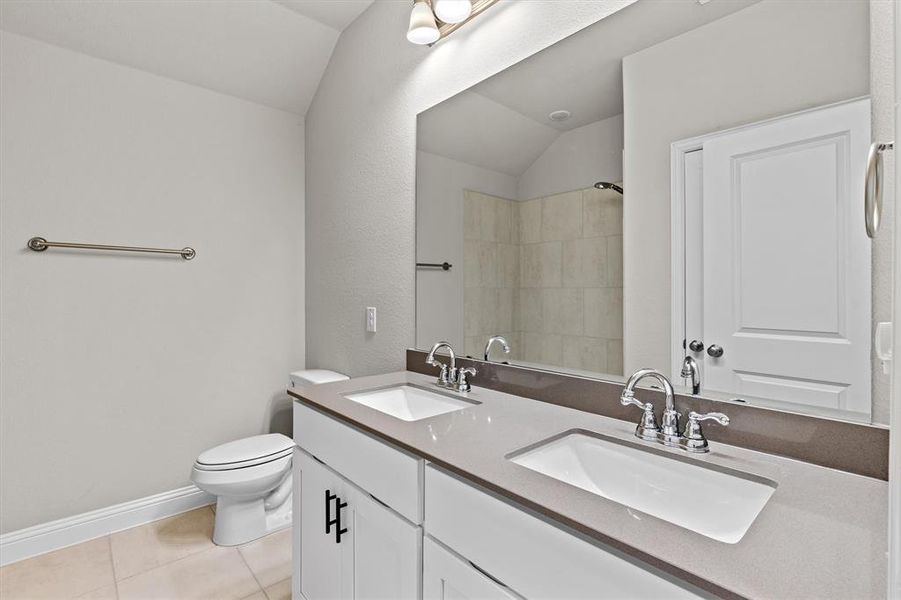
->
[294,402,423,523]
[424,465,705,600]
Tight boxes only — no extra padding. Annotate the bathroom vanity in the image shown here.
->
[289,371,887,600]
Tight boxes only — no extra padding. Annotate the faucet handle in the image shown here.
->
[620,391,660,441]
[455,367,476,393]
[688,411,729,426]
[426,358,450,386]
[680,411,729,453]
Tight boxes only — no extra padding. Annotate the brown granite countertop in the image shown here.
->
[288,371,888,600]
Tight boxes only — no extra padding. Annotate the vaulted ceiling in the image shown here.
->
[418,0,758,176]
[0,0,374,115]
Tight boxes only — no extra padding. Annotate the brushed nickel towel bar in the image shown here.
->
[27,236,195,260]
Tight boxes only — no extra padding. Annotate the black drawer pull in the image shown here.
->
[325,489,349,544]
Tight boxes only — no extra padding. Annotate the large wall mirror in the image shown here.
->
[415,0,892,425]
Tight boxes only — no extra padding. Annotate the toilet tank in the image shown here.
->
[289,369,349,387]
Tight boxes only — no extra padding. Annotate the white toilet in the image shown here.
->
[191,369,349,546]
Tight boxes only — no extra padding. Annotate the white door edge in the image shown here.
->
[888,2,901,595]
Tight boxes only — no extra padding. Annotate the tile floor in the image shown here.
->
[0,507,292,600]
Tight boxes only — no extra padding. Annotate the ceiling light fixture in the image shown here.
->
[548,110,571,122]
[406,0,440,45]
[406,0,498,46]
[432,0,472,24]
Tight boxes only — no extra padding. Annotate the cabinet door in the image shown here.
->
[298,451,354,600]
[347,484,421,600]
[423,536,519,600]
[298,449,422,600]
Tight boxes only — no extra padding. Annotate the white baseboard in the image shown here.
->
[0,485,215,567]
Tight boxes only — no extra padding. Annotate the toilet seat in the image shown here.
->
[195,433,294,471]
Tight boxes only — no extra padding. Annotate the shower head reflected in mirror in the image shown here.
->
[594,181,623,194]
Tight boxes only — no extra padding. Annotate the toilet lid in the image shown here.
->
[196,434,294,471]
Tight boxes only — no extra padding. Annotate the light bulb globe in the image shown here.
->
[407,0,440,44]
[433,0,472,24]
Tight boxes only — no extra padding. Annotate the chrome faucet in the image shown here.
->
[620,368,680,446]
[483,335,510,361]
[680,356,701,395]
[426,341,477,392]
[621,367,729,453]
[426,341,456,387]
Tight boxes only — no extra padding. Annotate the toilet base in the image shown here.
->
[212,477,293,546]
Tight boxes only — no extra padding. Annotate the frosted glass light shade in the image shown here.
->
[407,0,440,45]
[433,0,472,24]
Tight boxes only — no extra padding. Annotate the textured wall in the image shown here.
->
[0,32,305,532]
[305,0,636,377]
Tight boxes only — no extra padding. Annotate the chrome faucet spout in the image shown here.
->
[426,341,457,387]
[622,368,679,446]
[483,335,511,361]
[680,356,701,395]
[623,368,675,410]
[427,341,456,370]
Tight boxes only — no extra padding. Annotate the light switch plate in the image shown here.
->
[366,307,377,332]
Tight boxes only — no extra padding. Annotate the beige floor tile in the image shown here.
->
[263,578,291,600]
[237,528,292,588]
[117,546,259,600]
[76,584,118,599]
[0,537,115,600]
[110,507,215,580]
[239,593,267,600]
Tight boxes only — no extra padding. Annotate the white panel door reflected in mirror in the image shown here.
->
[415,0,888,424]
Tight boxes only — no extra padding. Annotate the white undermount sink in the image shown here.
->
[343,385,476,422]
[508,431,776,544]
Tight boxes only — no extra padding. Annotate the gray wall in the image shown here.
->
[621,0,870,404]
[517,115,624,202]
[415,151,517,352]
[305,0,636,377]
[0,32,305,532]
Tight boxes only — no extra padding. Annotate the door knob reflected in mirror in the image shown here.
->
[707,345,724,358]
[688,340,705,353]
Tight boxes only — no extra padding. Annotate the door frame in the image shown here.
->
[890,113,900,598]
[670,138,702,382]
[670,95,872,392]
[889,1,900,594]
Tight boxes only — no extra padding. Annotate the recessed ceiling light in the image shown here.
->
[549,110,571,122]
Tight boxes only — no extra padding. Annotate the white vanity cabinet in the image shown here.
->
[296,450,421,600]
[293,401,704,600]
[424,465,705,600]
[423,536,521,600]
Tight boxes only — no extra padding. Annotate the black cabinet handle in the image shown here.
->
[325,490,336,534]
[325,489,348,544]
